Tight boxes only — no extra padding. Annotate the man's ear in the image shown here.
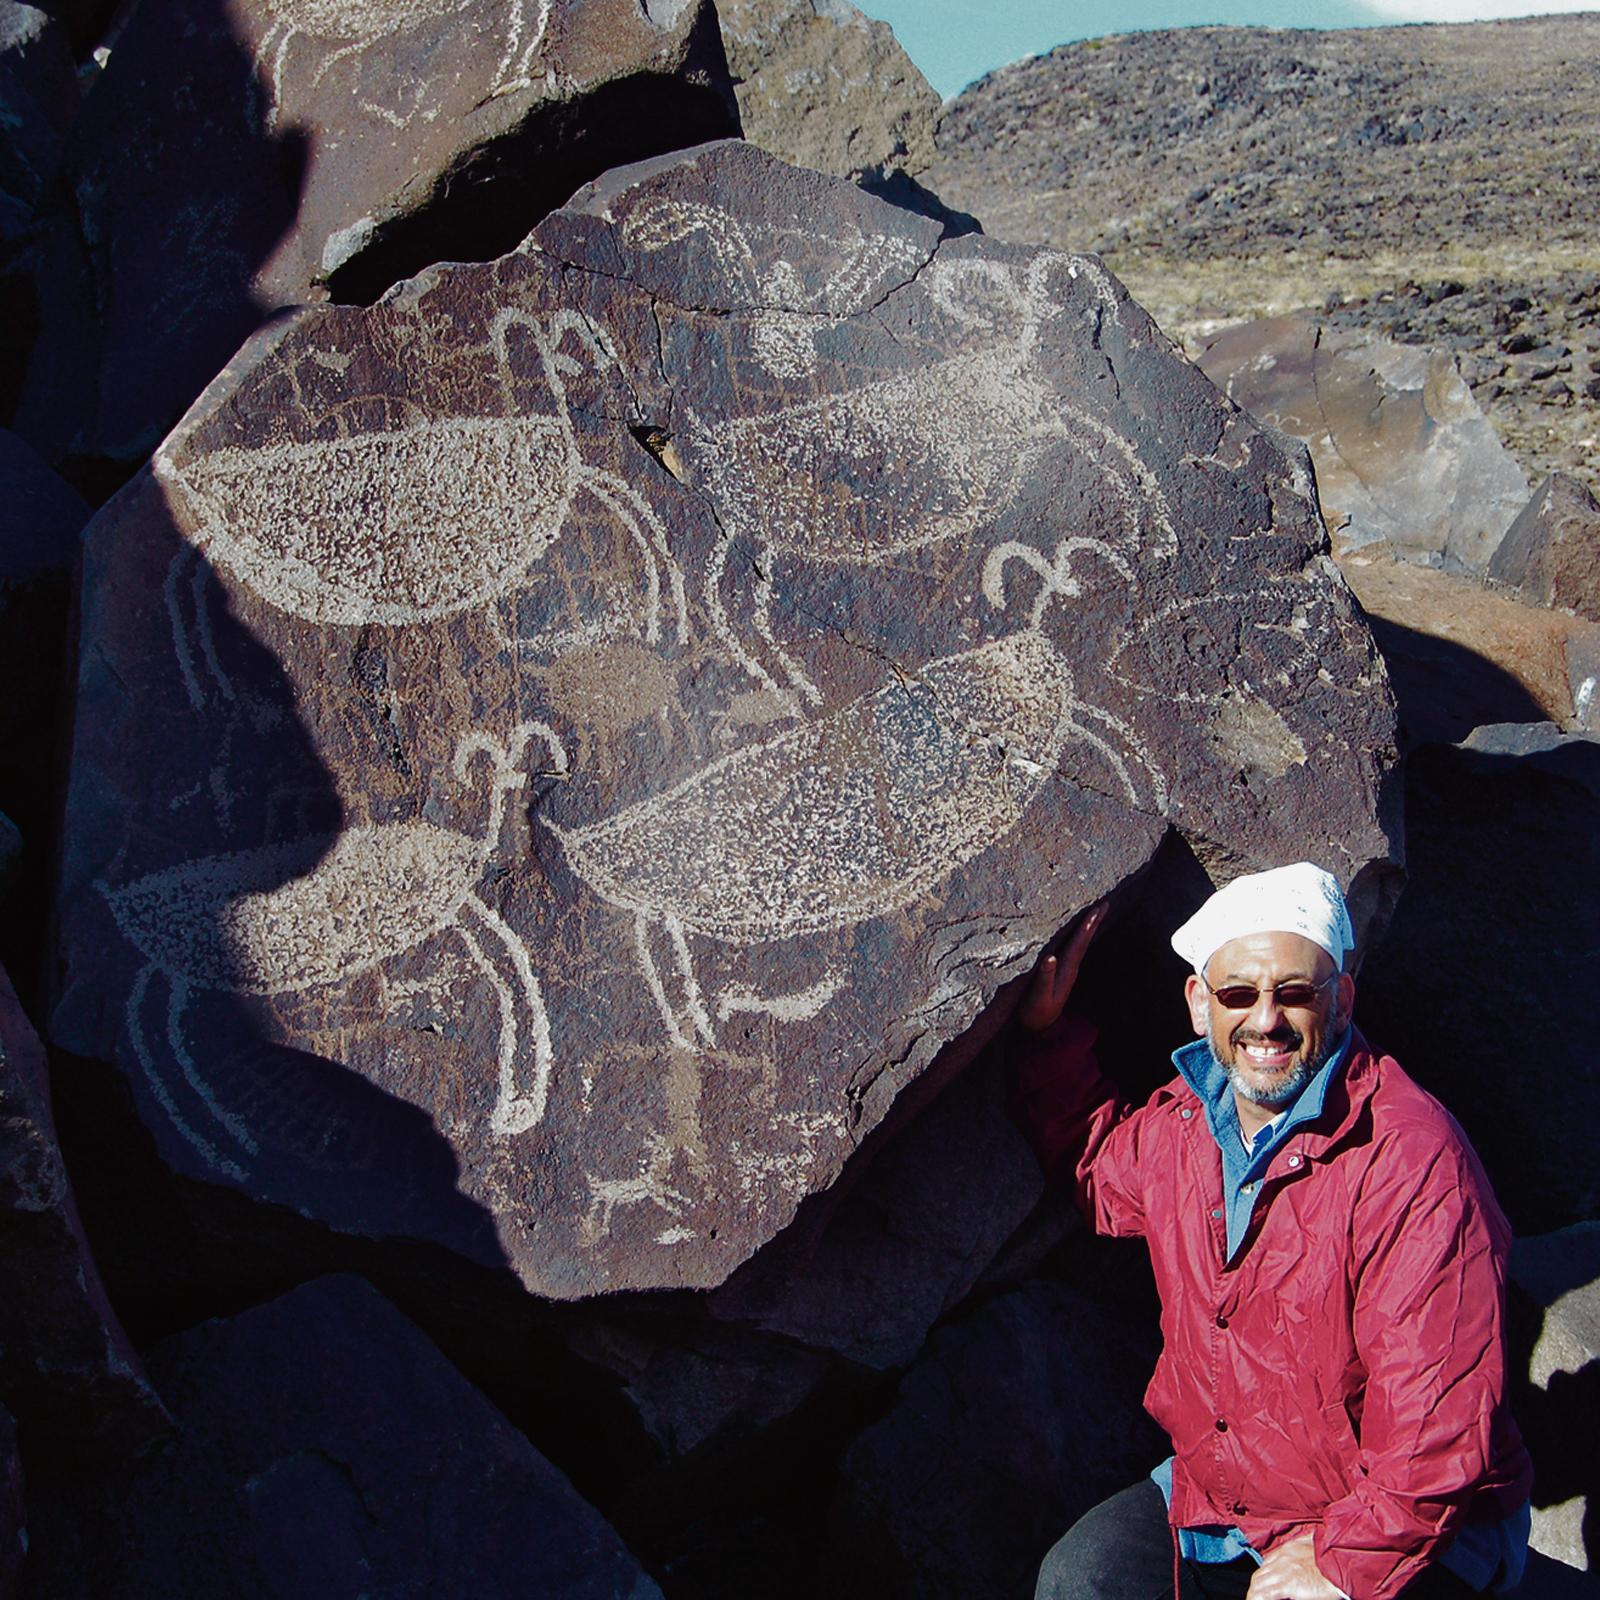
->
[1334,972,1356,1031]
[1184,973,1209,1038]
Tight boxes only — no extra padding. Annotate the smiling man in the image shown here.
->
[1011,863,1532,1600]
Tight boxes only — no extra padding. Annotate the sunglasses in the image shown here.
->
[1203,974,1337,1011]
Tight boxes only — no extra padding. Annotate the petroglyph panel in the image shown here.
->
[53,142,1400,1298]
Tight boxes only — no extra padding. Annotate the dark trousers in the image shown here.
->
[1035,1480,1485,1600]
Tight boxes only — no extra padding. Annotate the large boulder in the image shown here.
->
[1354,726,1600,1235]
[717,0,939,180]
[49,139,1400,1302]
[12,0,739,486]
[1489,472,1600,623]
[1196,318,1529,571]
[821,1281,1168,1600]
[21,1272,664,1598]
[0,959,169,1462]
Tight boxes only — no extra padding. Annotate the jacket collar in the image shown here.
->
[1171,1027,1376,1159]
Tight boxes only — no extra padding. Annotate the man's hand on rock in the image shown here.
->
[1247,1534,1348,1600]
[1016,902,1106,1033]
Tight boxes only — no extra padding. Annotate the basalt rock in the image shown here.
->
[0,959,169,1462]
[12,0,738,485]
[50,139,1400,1302]
[1197,318,1530,570]
[717,0,939,180]
[821,1281,1168,1600]
[21,1273,664,1599]
[1489,472,1600,623]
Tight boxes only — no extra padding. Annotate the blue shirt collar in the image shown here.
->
[1172,1028,1350,1165]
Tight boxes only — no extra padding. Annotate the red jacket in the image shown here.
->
[1010,1017,1533,1600]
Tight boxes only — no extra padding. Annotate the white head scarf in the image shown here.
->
[1171,862,1353,977]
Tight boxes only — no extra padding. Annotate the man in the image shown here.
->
[1011,863,1532,1600]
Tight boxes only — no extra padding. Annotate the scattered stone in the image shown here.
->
[50,139,1399,1302]
[718,0,939,179]
[1337,555,1600,744]
[21,1273,665,1598]
[1490,473,1600,623]
[1196,317,1529,570]
[12,0,740,484]
[0,958,169,1462]
[572,1317,833,1471]
[820,1282,1167,1600]
[1355,735,1600,1236]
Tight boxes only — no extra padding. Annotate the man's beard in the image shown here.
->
[1209,1020,1343,1108]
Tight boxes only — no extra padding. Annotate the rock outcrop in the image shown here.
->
[13,0,739,489]
[0,3,77,427]
[50,139,1399,1303]
[718,0,939,180]
[1196,317,1529,571]
[21,1273,665,1598]
[0,959,169,1462]
[0,2,76,224]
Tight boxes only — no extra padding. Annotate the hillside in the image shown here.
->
[923,15,1600,493]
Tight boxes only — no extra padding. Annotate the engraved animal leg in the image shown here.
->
[125,965,247,1182]
[716,970,843,1025]
[704,532,803,714]
[165,546,206,710]
[462,896,553,1136]
[489,0,550,94]
[1061,702,1170,812]
[579,473,684,648]
[749,539,822,707]
[631,911,716,1051]
[166,976,260,1155]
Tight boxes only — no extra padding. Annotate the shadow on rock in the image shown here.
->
[1356,734,1600,1233]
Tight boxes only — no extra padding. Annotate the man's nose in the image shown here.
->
[1244,988,1288,1032]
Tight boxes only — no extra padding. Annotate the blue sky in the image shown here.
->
[860,0,1596,98]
